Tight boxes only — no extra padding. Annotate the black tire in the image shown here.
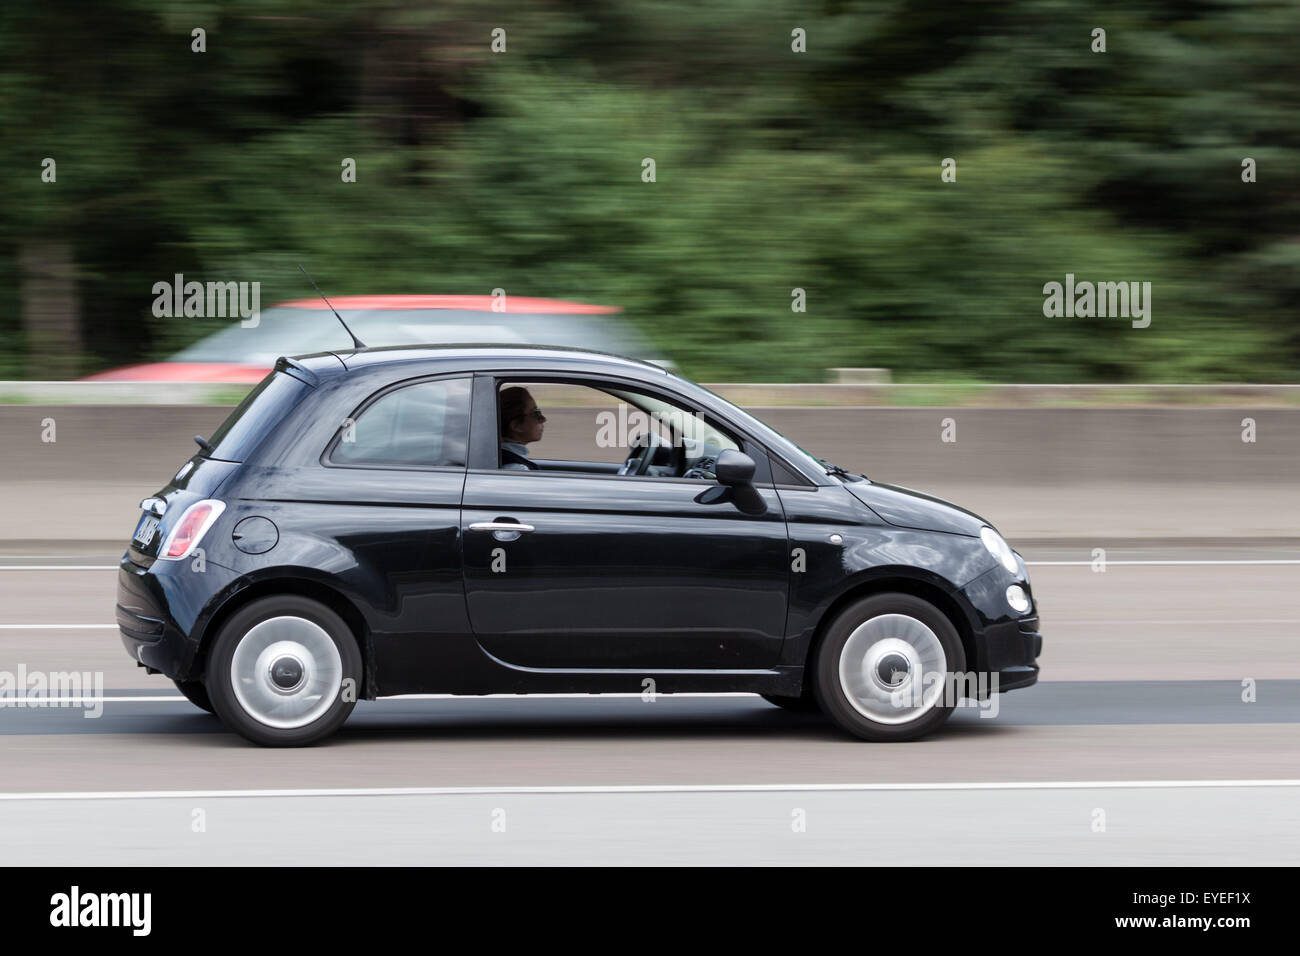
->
[760,692,823,714]
[812,593,966,742]
[173,679,215,714]
[206,595,361,747]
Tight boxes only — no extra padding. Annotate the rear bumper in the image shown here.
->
[116,556,236,679]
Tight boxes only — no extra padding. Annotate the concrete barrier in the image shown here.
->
[1,406,1295,543]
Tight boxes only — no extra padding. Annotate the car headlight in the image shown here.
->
[980,526,1019,575]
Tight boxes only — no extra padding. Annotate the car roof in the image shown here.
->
[287,343,669,379]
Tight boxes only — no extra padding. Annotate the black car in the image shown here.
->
[116,345,1041,746]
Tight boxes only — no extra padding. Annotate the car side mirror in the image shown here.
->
[715,449,755,486]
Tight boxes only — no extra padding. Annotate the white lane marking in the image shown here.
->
[0,624,117,629]
[12,614,1300,630]
[0,555,119,560]
[3,692,758,704]
[361,692,759,700]
[0,566,118,571]
[1049,618,1300,625]
[2,696,186,703]
[1,779,1298,802]
[1029,560,1300,566]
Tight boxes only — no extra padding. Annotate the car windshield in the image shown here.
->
[172,307,657,365]
[604,388,737,449]
[674,377,834,480]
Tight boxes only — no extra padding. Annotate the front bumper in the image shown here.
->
[958,566,1043,696]
[981,614,1042,691]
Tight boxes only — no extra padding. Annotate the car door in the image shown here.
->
[460,372,790,670]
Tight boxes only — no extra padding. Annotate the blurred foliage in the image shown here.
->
[1,0,1297,381]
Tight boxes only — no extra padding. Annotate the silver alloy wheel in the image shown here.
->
[837,613,948,725]
[229,616,343,729]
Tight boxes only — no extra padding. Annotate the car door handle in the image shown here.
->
[468,521,536,533]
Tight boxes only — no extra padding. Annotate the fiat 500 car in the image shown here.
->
[116,345,1042,746]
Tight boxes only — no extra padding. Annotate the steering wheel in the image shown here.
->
[619,429,686,477]
[619,431,658,476]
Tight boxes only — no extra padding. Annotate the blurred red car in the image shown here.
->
[86,295,662,383]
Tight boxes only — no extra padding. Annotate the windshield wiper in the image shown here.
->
[818,458,865,482]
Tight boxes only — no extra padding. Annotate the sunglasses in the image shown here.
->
[516,408,546,423]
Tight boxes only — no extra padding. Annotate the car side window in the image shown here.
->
[492,378,742,481]
[331,377,471,468]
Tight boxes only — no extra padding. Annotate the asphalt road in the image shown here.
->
[0,543,1296,864]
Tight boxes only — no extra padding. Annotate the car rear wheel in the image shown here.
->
[207,596,361,747]
[173,679,215,714]
[813,593,966,742]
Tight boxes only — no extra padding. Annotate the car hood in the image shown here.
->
[844,480,988,537]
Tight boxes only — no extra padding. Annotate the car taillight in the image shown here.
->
[158,500,226,560]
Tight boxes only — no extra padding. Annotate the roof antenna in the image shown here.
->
[298,263,366,350]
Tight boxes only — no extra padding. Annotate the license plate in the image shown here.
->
[133,515,160,547]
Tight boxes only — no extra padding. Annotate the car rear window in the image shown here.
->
[206,371,311,462]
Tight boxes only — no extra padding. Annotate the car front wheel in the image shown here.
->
[813,593,966,742]
[207,595,361,747]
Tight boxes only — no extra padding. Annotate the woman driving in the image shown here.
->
[499,386,546,470]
